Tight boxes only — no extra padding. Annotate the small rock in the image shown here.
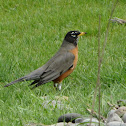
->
[85,123,98,126]
[122,113,126,123]
[41,96,70,110]
[75,118,84,123]
[58,113,83,123]
[75,118,102,126]
[108,110,116,116]
[83,118,99,123]
[67,122,78,126]
[115,106,126,117]
[107,112,123,123]
[82,118,99,126]
[106,121,125,126]
[50,122,67,126]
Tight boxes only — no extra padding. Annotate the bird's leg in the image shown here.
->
[54,83,56,87]
[57,83,62,91]
[54,83,58,90]
[54,83,62,91]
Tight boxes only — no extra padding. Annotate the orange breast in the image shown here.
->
[53,46,78,83]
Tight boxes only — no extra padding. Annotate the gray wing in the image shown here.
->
[30,51,75,88]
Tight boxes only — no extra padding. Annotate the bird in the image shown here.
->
[4,31,87,90]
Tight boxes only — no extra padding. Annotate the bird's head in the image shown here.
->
[64,31,87,46]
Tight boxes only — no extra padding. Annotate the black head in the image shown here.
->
[64,31,86,46]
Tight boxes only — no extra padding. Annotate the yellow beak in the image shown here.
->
[78,32,87,36]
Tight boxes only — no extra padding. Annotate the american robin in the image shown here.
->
[4,31,86,90]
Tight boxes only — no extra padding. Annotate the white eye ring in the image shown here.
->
[71,32,75,34]
[71,34,76,37]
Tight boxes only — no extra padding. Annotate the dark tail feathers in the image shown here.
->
[4,77,27,87]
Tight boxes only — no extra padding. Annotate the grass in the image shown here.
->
[0,0,126,125]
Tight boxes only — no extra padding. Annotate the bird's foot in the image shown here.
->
[57,83,62,91]
[54,83,62,91]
